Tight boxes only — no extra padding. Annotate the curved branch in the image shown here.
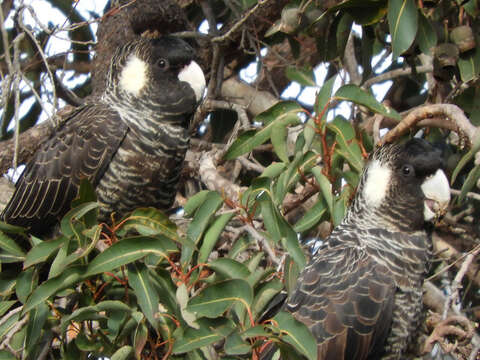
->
[381,104,480,147]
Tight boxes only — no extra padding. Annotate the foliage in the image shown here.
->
[0,0,479,359]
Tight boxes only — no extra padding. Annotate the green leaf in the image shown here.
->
[274,151,317,204]
[128,263,160,330]
[24,237,64,268]
[328,0,387,26]
[187,279,253,318]
[198,213,235,264]
[225,331,251,355]
[311,167,334,216]
[16,267,37,304]
[284,257,300,295]
[224,101,303,160]
[23,266,85,313]
[86,236,175,276]
[459,165,480,203]
[60,202,99,237]
[177,283,199,329]
[294,197,328,232]
[285,66,316,86]
[313,75,337,123]
[25,301,49,354]
[208,258,250,279]
[0,350,16,359]
[451,136,480,184]
[61,301,132,334]
[252,279,283,318]
[172,319,226,354]
[183,190,210,216]
[187,191,224,244]
[417,13,437,54]
[280,221,306,269]
[0,231,25,258]
[458,46,480,82]
[134,320,148,359]
[48,237,70,279]
[388,0,418,59]
[261,162,287,178]
[334,84,401,120]
[271,119,290,163]
[121,208,178,241]
[327,116,365,173]
[0,301,16,317]
[273,311,317,360]
[111,346,133,360]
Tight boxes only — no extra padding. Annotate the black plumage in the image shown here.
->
[2,37,205,235]
[268,139,451,359]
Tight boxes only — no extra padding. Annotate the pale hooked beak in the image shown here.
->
[421,169,450,221]
[178,60,206,103]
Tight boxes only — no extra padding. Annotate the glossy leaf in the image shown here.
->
[187,279,253,318]
[61,301,132,334]
[208,258,250,279]
[224,101,303,160]
[111,346,133,360]
[134,320,148,359]
[225,331,251,355]
[285,66,316,86]
[459,165,480,203]
[60,202,99,237]
[388,0,418,59]
[187,191,223,244]
[24,237,64,268]
[417,13,437,54]
[25,301,49,354]
[198,212,235,264]
[0,231,25,258]
[183,190,210,216]
[271,119,290,163]
[327,116,365,173]
[451,135,480,184]
[121,208,178,241]
[458,47,480,82]
[294,197,328,232]
[85,236,175,276]
[172,319,227,354]
[334,84,401,120]
[272,311,317,360]
[252,279,283,317]
[127,263,160,330]
[23,266,85,313]
[16,267,37,304]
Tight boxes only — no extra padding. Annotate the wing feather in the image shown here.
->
[286,246,395,360]
[2,103,128,235]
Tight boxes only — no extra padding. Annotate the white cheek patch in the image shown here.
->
[119,55,148,96]
[178,61,206,103]
[362,159,391,207]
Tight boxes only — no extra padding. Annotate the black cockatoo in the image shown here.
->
[2,36,206,235]
[264,138,451,360]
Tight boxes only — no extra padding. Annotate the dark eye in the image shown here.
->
[402,164,414,177]
[156,58,168,69]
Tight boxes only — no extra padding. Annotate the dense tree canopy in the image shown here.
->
[0,0,478,359]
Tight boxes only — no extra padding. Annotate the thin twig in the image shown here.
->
[450,188,480,202]
[442,246,480,319]
[212,0,270,43]
[244,224,280,266]
[12,33,24,171]
[363,64,433,88]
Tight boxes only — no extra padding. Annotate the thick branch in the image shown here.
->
[381,104,480,147]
